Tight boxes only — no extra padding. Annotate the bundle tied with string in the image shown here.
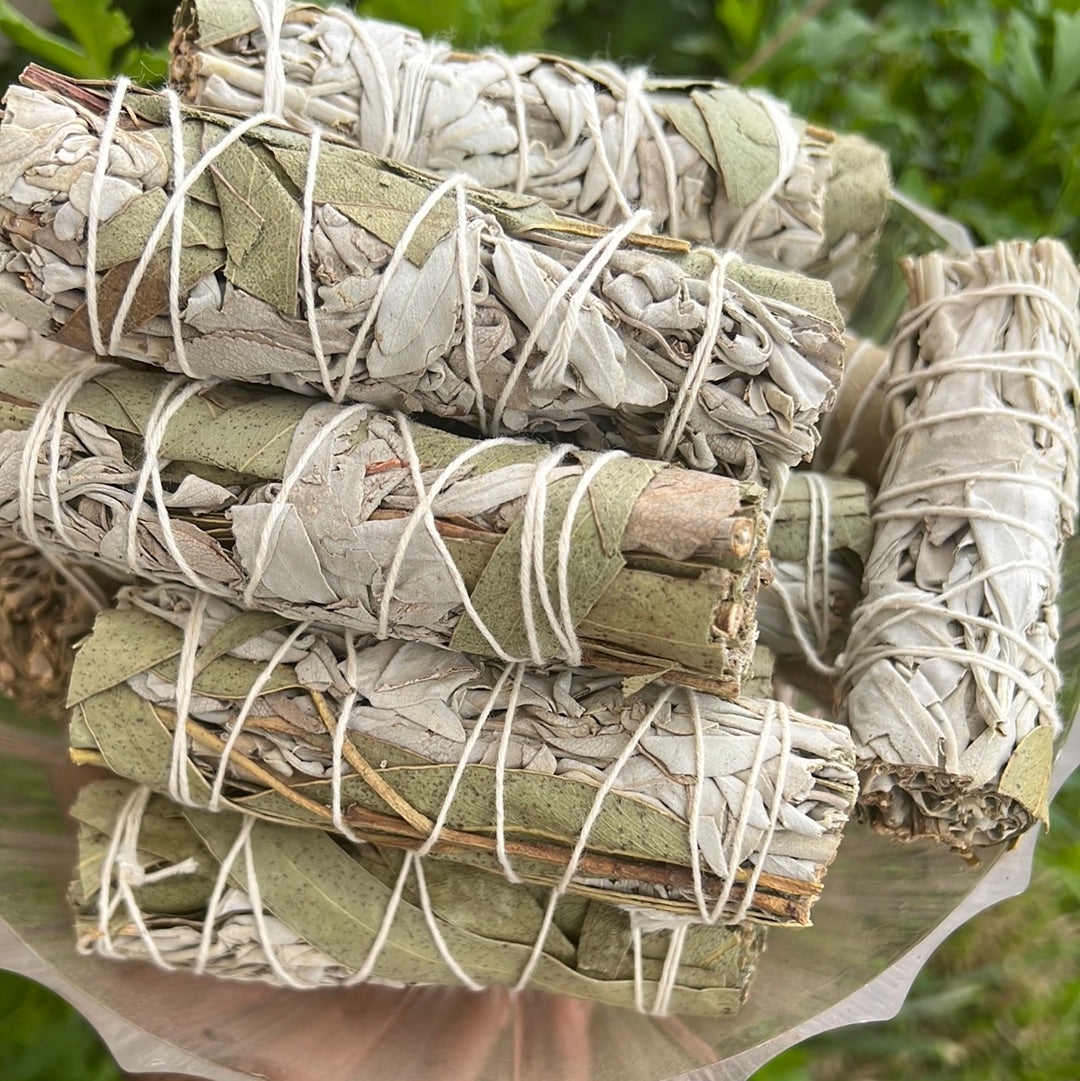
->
[71,779,767,1016]
[67,584,858,927]
[0,354,771,696]
[0,71,845,492]
[814,335,892,487]
[169,0,891,315]
[839,239,1080,853]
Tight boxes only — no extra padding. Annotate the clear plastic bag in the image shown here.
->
[1,704,1075,1081]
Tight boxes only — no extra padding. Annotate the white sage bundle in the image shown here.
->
[72,779,766,1016]
[0,354,771,696]
[0,72,845,489]
[839,239,1080,852]
[67,584,858,927]
[171,1,891,313]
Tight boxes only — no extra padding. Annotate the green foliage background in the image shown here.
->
[0,1,1077,1079]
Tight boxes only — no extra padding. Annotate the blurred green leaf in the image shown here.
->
[0,971,122,1081]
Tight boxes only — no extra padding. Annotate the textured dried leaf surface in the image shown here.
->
[839,239,1080,852]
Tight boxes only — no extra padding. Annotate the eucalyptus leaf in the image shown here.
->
[0,353,769,693]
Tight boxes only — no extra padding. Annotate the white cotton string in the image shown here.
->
[630,920,646,1014]
[250,0,289,118]
[482,50,531,193]
[83,784,199,971]
[729,701,791,924]
[415,662,516,857]
[84,77,130,357]
[652,919,690,1017]
[611,68,647,221]
[575,78,636,223]
[242,402,370,607]
[168,590,210,808]
[657,249,738,461]
[685,693,792,926]
[887,402,1077,496]
[528,208,651,392]
[771,471,841,676]
[771,578,842,677]
[17,359,118,551]
[624,908,699,1015]
[686,689,710,921]
[388,50,436,163]
[840,562,1063,728]
[195,811,253,974]
[124,374,230,595]
[493,663,527,882]
[163,90,199,379]
[413,857,485,991]
[455,180,485,431]
[592,63,674,236]
[707,699,773,924]
[379,416,526,659]
[344,850,415,986]
[874,501,1061,566]
[895,280,1080,352]
[511,687,675,992]
[491,207,650,434]
[555,450,627,667]
[337,13,397,156]
[330,631,365,844]
[88,92,278,359]
[299,127,335,399]
[886,354,1080,412]
[207,621,312,811]
[340,663,517,992]
[878,466,1075,521]
[242,817,312,988]
[519,446,575,664]
[333,173,471,402]
[726,90,801,254]
[632,81,682,239]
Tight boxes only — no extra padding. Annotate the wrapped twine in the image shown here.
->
[0,73,845,493]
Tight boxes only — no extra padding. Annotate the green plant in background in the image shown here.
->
[0,0,166,79]
[0,1,1077,1079]
[0,971,122,1081]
